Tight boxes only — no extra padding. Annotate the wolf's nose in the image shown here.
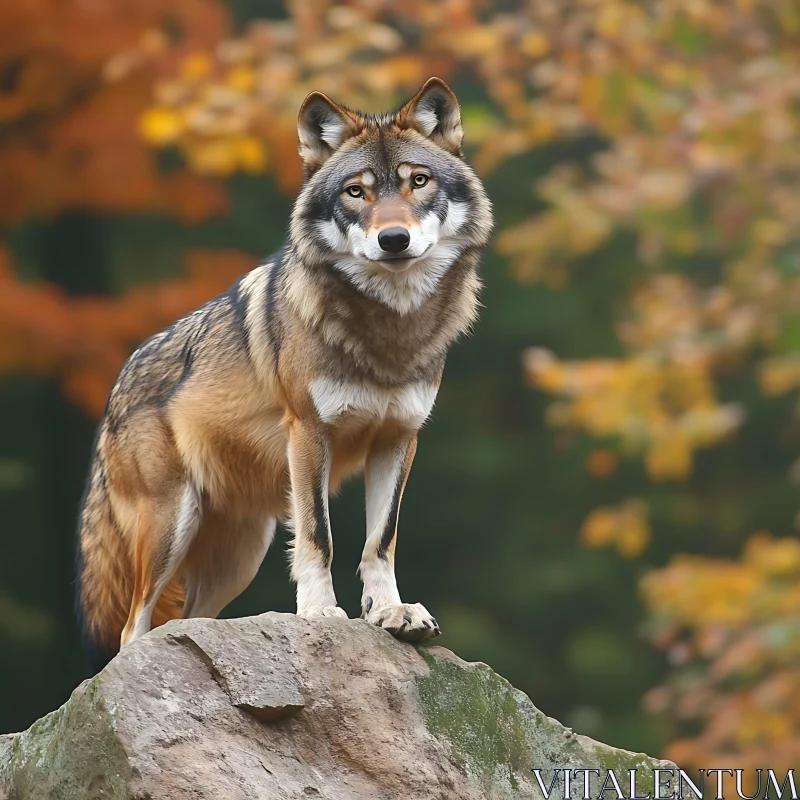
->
[378,227,411,254]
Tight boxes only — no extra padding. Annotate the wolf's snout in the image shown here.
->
[378,227,411,254]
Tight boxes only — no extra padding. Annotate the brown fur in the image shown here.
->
[77,78,493,658]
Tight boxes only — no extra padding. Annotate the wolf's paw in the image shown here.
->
[297,606,348,619]
[363,601,440,642]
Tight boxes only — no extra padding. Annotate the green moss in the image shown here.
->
[415,650,533,795]
[3,674,131,800]
[415,649,672,800]
[590,747,665,798]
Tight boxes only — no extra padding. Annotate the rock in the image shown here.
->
[0,613,677,799]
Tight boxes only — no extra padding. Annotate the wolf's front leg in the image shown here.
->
[288,421,347,619]
[360,433,440,642]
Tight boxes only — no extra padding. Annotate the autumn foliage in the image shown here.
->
[3,0,800,765]
[0,247,252,416]
[0,0,230,223]
[1,0,238,413]
[643,533,800,771]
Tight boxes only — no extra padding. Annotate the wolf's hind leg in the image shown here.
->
[120,481,200,647]
[182,514,276,619]
[359,433,440,642]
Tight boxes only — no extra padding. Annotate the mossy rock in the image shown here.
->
[0,613,679,800]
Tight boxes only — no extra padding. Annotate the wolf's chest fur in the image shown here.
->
[309,378,438,428]
[165,283,446,516]
[177,373,432,470]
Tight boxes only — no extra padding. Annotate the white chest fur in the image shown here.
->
[309,378,438,429]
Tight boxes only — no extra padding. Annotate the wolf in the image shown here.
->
[76,77,493,665]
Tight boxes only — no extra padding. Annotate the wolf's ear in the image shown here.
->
[397,77,463,155]
[298,92,362,171]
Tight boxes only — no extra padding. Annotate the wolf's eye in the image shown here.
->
[412,174,429,188]
[345,185,364,199]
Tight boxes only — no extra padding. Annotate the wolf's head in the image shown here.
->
[290,78,493,315]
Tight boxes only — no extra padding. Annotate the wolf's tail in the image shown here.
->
[75,454,184,673]
[75,470,131,672]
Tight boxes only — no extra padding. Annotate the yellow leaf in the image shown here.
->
[237,135,268,173]
[520,32,550,58]
[227,66,256,94]
[138,107,184,146]
[616,513,650,558]
[581,499,650,558]
[579,74,605,116]
[185,139,240,175]
[581,508,618,548]
[646,435,693,481]
[181,52,212,81]
[745,532,800,577]
[527,113,557,144]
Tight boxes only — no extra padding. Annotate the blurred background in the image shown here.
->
[2,0,800,775]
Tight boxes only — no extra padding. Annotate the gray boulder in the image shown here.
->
[0,613,675,799]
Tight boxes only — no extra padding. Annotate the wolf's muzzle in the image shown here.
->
[378,227,411,254]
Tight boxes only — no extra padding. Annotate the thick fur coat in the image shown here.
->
[77,78,493,662]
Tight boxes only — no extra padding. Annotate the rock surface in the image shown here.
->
[0,613,674,799]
